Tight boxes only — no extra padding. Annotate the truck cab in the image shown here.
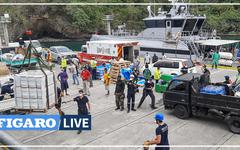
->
[163,73,240,134]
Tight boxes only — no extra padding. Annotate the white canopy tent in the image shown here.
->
[195,39,239,46]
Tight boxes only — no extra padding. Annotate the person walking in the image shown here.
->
[143,64,152,81]
[47,50,52,65]
[154,67,161,84]
[60,56,67,71]
[90,57,97,80]
[133,56,140,71]
[69,62,80,85]
[86,64,93,87]
[144,113,169,150]
[114,75,125,111]
[127,75,137,113]
[73,89,91,134]
[152,53,159,63]
[103,68,110,95]
[57,69,69,96]
[144,52,151,64]
[80,66,91,96]
[212,51,220,69]
[137,77,157,109]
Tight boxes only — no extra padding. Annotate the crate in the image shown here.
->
[14,70,56,111]
[160,74,173,82]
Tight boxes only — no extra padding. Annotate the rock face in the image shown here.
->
[6,5,94,41]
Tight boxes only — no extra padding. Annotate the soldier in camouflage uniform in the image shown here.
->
[114,75,125,111]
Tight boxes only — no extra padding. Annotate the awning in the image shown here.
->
[195,39,239,46]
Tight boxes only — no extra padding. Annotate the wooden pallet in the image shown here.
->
[15,108,47,113]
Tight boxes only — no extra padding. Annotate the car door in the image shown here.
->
[50,48,58,61]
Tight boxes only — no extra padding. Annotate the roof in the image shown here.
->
[87,40,139,45]
[195,39,239,46]
[174,73,201,81]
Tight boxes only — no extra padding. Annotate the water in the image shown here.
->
[41,40,86,51]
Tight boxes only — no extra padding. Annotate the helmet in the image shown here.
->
[155,113,164,121]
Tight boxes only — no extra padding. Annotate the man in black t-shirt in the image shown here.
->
[145,113,169,150]
[137,78,157,109]
[73,89,91,134]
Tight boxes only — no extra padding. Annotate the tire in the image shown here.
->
[174,104,190,119]
[227,116,240,134]
[57,57,61,64]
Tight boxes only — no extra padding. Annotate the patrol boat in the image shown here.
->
[90,0,214,60]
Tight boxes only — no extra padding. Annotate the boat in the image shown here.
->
[90,0,214,61]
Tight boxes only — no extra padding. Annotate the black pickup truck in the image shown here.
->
[163,73,240,134]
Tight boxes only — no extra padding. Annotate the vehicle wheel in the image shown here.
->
[174,104,190,119]
[227,116,240,134]
[57,57,61,64]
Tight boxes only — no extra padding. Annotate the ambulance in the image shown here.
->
[78,40,140,64]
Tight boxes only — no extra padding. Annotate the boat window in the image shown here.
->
[193,19,205,35]
[172,19,184,27]
[183,19,197,32]
[145,20,166,28]
[166,21,171,27]
[169,80,187,92]
[156,20,165,28]
[145,20,156,28]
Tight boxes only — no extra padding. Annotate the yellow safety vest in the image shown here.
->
[90,60,97,68]
[154,69,161,80]
[61,58,67,68]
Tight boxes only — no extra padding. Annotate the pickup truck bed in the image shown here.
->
[163,73,240,134]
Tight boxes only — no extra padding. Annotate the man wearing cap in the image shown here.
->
[145,113,169,150]
[127,75,137,113]
[138,77,157,109]
[223,76,232,85]
[90,57,97,80]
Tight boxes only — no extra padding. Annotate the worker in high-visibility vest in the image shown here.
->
[90,57,97,80]
[47,50,52,65]
[61,56,67,71]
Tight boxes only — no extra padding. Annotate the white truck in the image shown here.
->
[79,40,140,63]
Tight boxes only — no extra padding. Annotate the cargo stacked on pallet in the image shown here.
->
[109,61,131,84]
[14,70,56,111]
[218,52,233,66]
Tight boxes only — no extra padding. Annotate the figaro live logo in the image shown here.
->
[0,115,91,130]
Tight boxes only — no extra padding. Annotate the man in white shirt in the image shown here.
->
[69,62,79,85]
[144,52,151,64]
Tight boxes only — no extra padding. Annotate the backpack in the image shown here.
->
[143,68,151,80]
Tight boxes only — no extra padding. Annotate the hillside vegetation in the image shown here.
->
[0,0,239,40]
